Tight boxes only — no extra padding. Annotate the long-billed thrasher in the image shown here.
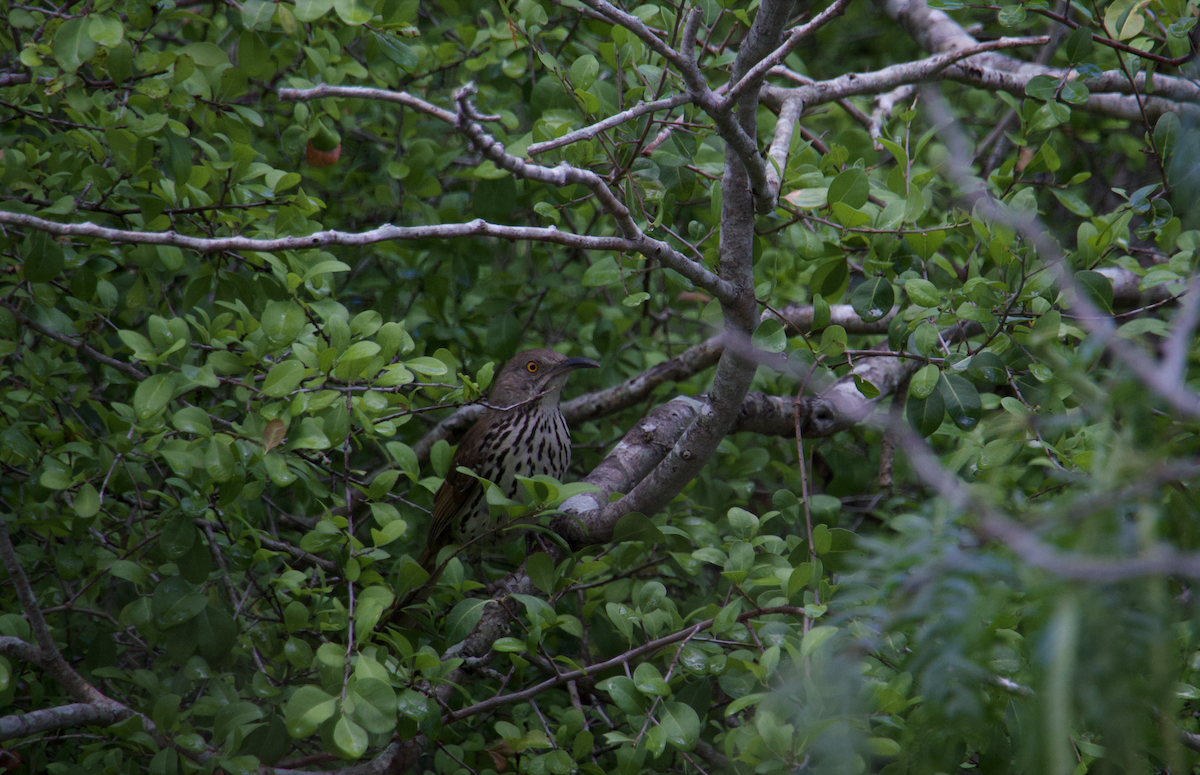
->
[417,348,599,574]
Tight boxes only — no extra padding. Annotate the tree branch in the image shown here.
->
[925,88,1200,418]
[0,211,639,256]
[898,429,1200,582]
[762,37,1049,110]
[878,0,1200,120]
[526,94,693,155]
[0,703,124,740]
[450,84,739,304]
[722,0,855,108]
[0,300,148,381]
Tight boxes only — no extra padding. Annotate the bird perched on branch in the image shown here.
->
[417,348,599,575]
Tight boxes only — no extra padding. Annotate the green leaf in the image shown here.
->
[1051,188,1093,217]
[333,715,368,759]
[907,389,945,437]
[570,54,599,90]
[527,552,556,594]
[134,374,174,419]
[819,325,846,357]
[810,258,849,300]
[582,256,621,287]
[752,319,787,352]
[262,361,306,397]
[1063,25,1093,62]
[905,230,945,259]
[73,483,101,518]
[290,418,331,450]
[801,625,838,657]
[285,686,336,738]
[1154,112,1181,165]
[938,374,982,430]
[53,17,98,73]
[658,702,700,750]
[347,678,397,735]
[1025,75,1058,101]
[1075,270,1114,314]
[88,15,125,47]
[812,294,831,330]
[613,513,665,544]
[905,278,941,307]
[341,341,381,362]
[178,42,228,66]
[405,357,448,376]
[25,232,65,283]
[851,277,895,323]
[868,738,902,757]
[910,364,941,399]
[633,663,670,696]
[294,0,335,21]
[827,168,868,208]
[979,439,1020,469]
[998,4,1026,24]
[967,352,1007,384]
[597,676,645,714]
[446,598,487,643]
[261,301,306,348]
[240,0,275,29]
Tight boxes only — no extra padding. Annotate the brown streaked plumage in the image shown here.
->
[417,348,599,573]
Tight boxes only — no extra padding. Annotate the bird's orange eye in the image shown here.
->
[526,361,539,373]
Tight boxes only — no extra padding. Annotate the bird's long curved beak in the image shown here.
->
[561,356,601,371]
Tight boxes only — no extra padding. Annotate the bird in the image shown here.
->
[416,348,600,575]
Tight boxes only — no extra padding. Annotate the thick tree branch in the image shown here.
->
[672,6,777,214]
[587,0,794,524]
[0,703,123,739]
[879,0,1200,120]
[762,37,1048,110]
[722,0,855,107]
[765,94,804,201]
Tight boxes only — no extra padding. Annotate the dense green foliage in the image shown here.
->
[1,0,1199,773]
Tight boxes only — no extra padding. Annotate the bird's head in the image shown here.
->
[489,348,600,409]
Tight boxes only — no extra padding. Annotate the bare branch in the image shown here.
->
[277,84,456,123]
[0,636,42,665]
[0,522,106,706]
[671,7,777,214]
[573,0,688,69]
[870,85,916,147]
[722,0,855,107]
[451,84,739,303]
[878,0,1200,120]
[443,606,803,724]
[763,37,1049,109]
[0,703,124,740]
[765,94,805,201]
[526,94,693,155]
[0,210,633,255]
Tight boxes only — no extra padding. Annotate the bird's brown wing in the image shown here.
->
[418,421,489,569]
